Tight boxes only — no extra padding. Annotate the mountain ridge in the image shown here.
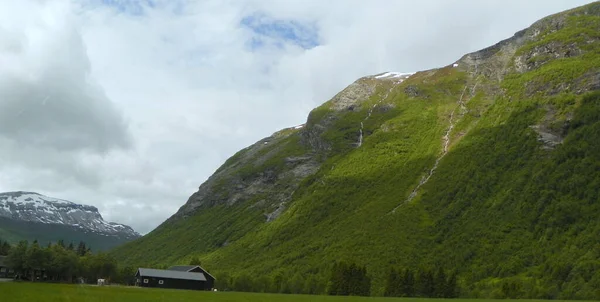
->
[0,191,140,250]
[112,2,600,299]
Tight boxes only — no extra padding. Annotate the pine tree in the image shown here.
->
[328,262,347,295]
[402,268,415,297]
[272,272,285,293]
[76,241,87,256]
[384,268,400,297]
[338,262,348,295]
[445,271,458,298]
[359,265,371,296]
[417,268,435,297]
[328,262,370,296]
[434,267,447,297]
[289,273,304,294]
[57,240,65,248]
[347,263,359,295]
[67,242,74,251]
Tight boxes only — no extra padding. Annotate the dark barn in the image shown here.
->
[168,265,215,289]
[135,267,214,291]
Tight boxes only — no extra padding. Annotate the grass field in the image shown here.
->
[0,282,595,302]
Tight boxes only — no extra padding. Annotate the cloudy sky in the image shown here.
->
[0,0,594,234]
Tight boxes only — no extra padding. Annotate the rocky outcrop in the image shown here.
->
[169,76,390,223]
[170,125,322,222]
[329,79,376,111]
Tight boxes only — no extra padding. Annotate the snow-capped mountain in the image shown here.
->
[0,191,139,240]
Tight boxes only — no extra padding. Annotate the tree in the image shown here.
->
[115,266,136,285]
[214,272,232,291]
[232,273,253,292]
[289,273,304,294]
[47,245,78,282]
[25,240,51,281]
[254,275,272,293]
[402,268,416,297]
[67,242,74,251]
[6,241,28,278]
[94,253,117,280]
[328,262,370,296]
[384,268,400,297]
[188,256,201,266]
[445,271,458,298]
[328,262,347,295]
[434,267,447,298]
[358,265,371,296]
[303,274,320,295]
[272,271,285,293]
[501,280,523,299]
[417,268,435,297]
[0,240,11,256]
[76,241,87,257]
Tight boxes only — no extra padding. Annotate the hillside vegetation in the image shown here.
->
[112,2,600,299]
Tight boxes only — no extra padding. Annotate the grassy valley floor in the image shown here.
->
[0,282,597,302]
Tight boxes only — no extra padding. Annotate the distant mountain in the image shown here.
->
[112,2,600,299]
[0,191,140,251]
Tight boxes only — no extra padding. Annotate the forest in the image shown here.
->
[0,238,135,285]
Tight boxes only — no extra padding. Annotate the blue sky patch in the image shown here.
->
[99,0,156,15]
[240,13,319,50]
[97,0,186,16]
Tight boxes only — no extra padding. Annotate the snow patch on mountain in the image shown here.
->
[374,71,415,79]
[0,191,139,238]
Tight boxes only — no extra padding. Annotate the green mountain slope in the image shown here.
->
[112,2,600,299]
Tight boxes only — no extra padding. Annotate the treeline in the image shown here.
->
[384,267,458,298]
[214,262,372,296]
[4,239,135,285]
[328,262,371,296]
[215,271,328,294]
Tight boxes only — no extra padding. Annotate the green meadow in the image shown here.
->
[0,282,596,302]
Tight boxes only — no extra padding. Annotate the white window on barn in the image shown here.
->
[143,279,149,284]
[158,280,164,285]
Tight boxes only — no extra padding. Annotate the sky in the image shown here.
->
[0,0,595,234]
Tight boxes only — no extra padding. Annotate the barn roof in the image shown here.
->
[168,265,216,280]
[168,265,197,272]
[137,268,207,281]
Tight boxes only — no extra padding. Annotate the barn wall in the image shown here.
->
[188,267,215,289]
[138,276,210,290]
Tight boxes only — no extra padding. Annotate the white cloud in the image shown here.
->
[0,0,594,234]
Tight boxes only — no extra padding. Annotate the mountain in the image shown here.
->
[0,191,140,250]
[112,2,600,299]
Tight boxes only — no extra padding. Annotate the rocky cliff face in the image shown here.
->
[0,191,139,240]
[170,72,413,223]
